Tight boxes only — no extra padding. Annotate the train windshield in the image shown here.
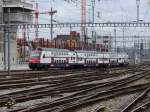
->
[31,52,41,58]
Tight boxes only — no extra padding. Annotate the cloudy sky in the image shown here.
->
[23,0,150,47]
[32,0,150,23]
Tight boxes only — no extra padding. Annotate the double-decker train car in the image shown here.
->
[75,50,98,68]
[29,48,71,69]
[29,48,129,70]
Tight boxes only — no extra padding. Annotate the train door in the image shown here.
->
[40,51,51,64]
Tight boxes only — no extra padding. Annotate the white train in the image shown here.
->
[29,48,129,70]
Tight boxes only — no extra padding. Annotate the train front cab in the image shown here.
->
[29,50,42,70]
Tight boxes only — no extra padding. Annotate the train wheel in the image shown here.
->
[44,65,48,70]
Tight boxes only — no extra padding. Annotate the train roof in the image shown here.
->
[75,50,97,53]
[36,48,70,52]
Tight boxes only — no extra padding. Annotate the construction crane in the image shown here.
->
[64,0,91,49]
[34,2,57,40]
[21,0,57,57]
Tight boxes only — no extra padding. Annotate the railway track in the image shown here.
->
[0,64,149,112]
[5,69,150,112]
[13,83,150,112]
[0,69,133,107]
[120,87,150,112]
[0,66,139,90]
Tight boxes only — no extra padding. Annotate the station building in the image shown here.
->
[0,0,33,65]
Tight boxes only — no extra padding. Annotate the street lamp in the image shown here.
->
[136,0,140,22]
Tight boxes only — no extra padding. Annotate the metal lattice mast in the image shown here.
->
[81,0,86,24]
[81,0,87,49]
[35,0,39,39]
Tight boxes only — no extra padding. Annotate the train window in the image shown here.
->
[78,58,82,61]
[43,54,45,58]
[103,58,108,61]
[31,53,40,58]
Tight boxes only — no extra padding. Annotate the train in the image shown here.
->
[28,48,129,70]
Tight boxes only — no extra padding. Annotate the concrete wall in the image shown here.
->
[0,1,3,65]
[0,0,33,66]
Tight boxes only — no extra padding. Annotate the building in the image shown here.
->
[0,0,33,65]
[96,36,112,52]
